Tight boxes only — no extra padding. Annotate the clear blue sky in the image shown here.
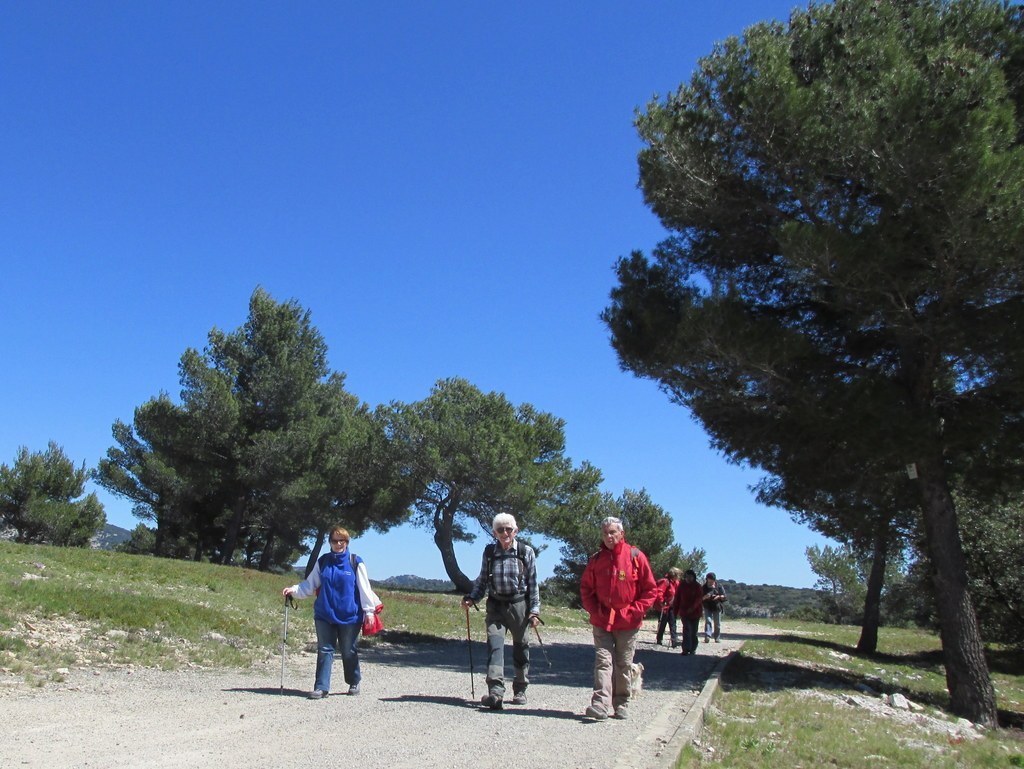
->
[1,2,832,589]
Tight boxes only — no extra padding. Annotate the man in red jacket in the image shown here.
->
[579,516,658,721]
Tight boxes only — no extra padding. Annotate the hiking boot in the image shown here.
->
[714,638,721,643]
[308,689,327,700]
[511,691,527,705]
[480,693,503,710]
[347,684,360,695]
[612,703,629,720]
[704,637,710,643]
[584,705,608,721]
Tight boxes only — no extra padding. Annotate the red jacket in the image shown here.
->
[673,579,705,620]
[580,540,658,631]
[655,577,679,612]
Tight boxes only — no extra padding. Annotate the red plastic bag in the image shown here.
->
[362,605,384,636]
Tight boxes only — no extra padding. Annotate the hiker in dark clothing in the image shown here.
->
[462,513,541,710]
[702,572,727,642]
[673,568,704,655]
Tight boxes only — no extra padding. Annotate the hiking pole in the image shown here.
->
[280,594,295,694]
[463,604,476,699]
[532,617,552,668]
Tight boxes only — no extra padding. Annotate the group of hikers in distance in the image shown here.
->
[281,514,724,720]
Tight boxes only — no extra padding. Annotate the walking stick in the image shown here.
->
[463,604,476,699]
[532,617,552,668]
[280,594,295,694]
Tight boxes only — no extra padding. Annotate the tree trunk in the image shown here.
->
[915,454,997,726]
[257,528,275,571]
[219,495,246,565]
[304,530,326,578]
[432,499,473,594]
[857,526,888,654]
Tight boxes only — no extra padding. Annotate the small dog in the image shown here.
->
[628,661,644,698]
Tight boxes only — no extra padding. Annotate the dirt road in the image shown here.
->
[2,620,771,769]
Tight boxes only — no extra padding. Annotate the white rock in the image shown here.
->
[888,693,910,710]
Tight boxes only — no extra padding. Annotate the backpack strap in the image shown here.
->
[485,542,528,592]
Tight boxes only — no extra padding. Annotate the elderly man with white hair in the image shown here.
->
[462,513,541,710]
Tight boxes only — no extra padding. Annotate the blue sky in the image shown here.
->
[1,2,832,589]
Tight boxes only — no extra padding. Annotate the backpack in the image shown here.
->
[484,542,529,597]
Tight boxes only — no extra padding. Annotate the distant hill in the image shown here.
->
[92,524,133,550]
[372,573,819,617]
[718,579,820,618]
[81,531,819,616]
[377,574,456,592]
[2,523,134,550]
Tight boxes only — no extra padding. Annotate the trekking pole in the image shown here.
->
[532,617,552,668]
[280,594,295,694]
[463,604,476,699]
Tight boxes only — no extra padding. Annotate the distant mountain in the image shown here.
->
[92,524,133,550]
[377,574,456,592]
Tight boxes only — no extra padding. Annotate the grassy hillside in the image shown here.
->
[0,541,588,684]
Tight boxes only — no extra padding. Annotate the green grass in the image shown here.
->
[678,619,1024,768]
[0,541,590,679]
[5,542,1022,766]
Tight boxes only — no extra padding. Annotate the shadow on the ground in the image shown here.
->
[378,693,583,720]
[770,633,946,671]
[223,685,311,698]
[720,645,1024,730]
[356,631,724,695]
[378,693,475,708]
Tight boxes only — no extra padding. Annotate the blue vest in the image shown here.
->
[314,551,363,625]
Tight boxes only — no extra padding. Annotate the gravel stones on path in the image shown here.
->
[2,620,762,769]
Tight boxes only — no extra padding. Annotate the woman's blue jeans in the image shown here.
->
[314,618,361,693]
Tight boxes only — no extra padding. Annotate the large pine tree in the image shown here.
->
[604,0,1024,725]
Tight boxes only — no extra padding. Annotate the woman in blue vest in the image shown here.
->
[282,526,381,699]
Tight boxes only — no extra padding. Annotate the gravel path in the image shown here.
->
[2,619,771,769]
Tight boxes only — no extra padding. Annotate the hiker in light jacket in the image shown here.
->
[579,516,658,721]
[462,513,541,710]
[282,525,381,699]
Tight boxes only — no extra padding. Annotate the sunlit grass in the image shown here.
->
[677,619,1024,769]
[0,541,591,682]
